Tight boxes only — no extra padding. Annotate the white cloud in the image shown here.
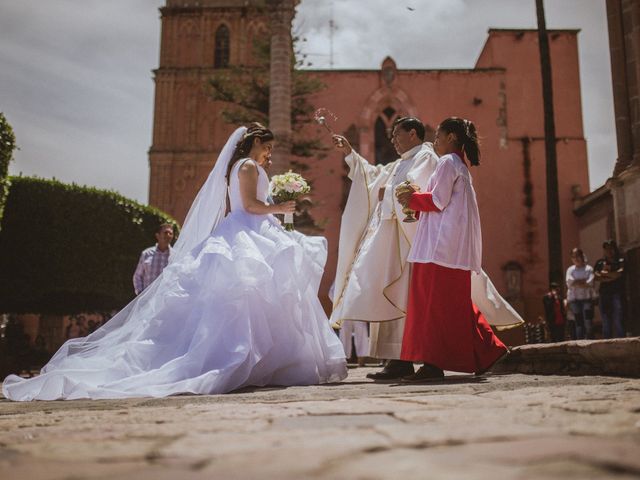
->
[2,0,163,202]
[296,0,617,190]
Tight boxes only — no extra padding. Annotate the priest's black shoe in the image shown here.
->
[401,364,444,383]
[366,360,414,381]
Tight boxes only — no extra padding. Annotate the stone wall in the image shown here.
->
[606,0,640,334]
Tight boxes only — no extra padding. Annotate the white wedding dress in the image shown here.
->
[3,152,347,400]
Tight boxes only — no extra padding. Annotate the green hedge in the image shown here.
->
[0,176,178,314]
[0,113,17,229]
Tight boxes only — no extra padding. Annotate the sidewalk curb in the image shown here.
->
[491,337,640,377]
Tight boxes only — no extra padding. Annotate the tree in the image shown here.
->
[0,176,178,314]
[208,35,327,162]
[536,0,563,286]
[209,34,328,232]
[0,112,17,231]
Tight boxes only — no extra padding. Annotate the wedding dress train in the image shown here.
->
[3,149,347,400]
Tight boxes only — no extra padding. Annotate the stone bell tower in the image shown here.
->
[265,0,295,173]
[149,0,295,222]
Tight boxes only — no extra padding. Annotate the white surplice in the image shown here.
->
[331,145,524,360]
[409,152,482,272]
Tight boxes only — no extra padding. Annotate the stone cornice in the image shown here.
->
[573,183,612,216]
[305,67,506,74]
[149,148,219,155]
[488,28,581,35]
[160,5,267,16]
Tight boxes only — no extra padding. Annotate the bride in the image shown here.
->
[3,123,348,400]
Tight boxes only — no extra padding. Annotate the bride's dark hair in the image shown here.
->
[226,122,274,183]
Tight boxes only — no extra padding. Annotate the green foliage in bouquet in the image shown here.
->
[0,113,17,231]
[0,176,178,314]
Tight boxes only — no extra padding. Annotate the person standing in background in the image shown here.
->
[133,223,174,295]
[594,240,625,338]
[542,282,566,342]
[565,248,595,340]
[339,321,370,367]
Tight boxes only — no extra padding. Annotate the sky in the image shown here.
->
[1,0,615,203]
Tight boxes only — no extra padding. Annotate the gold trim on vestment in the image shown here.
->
[331,154,375,318]
[380,215,409,317]
[331,315,405,328]
[494,320,525,331]
[332,160,408,329]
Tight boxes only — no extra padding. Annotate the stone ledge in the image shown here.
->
[492,337,640,377]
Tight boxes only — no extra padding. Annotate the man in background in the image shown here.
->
[594,239,625,338]
[542,282,566,342]
[133,223,174,295]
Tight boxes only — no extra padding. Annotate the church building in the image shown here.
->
[149,0,590,341]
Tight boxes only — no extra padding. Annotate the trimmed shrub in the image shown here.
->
[0,113,17,230]
[0,176,178,314]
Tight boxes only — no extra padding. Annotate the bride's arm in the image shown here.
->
[238,161,295,215]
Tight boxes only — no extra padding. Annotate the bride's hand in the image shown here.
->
[272,201,296,215]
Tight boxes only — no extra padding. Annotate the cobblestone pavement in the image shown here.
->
[1,368,639,480]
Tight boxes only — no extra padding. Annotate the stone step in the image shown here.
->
[491,337,640,377]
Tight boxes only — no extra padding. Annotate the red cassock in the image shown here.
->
[400,192,507,373]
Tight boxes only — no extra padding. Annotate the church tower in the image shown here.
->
[149,0,294,222]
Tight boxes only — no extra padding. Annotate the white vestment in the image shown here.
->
[331,144,524,360]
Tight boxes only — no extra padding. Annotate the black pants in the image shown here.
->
[546,322,565,342]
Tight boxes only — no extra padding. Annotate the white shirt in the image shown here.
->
[566,264,595,301]
[407,153,482,273]
[379,144,422,220]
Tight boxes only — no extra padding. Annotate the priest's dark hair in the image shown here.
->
[439,117,481,166]
[226,122,275,183]
[392,116,426,141]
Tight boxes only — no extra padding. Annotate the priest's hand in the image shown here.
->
[332,135,352,155]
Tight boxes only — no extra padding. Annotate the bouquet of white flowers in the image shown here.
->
[270,171,311,231]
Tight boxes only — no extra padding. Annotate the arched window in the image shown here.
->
[214,25,230,69]
[374,116,396,165]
